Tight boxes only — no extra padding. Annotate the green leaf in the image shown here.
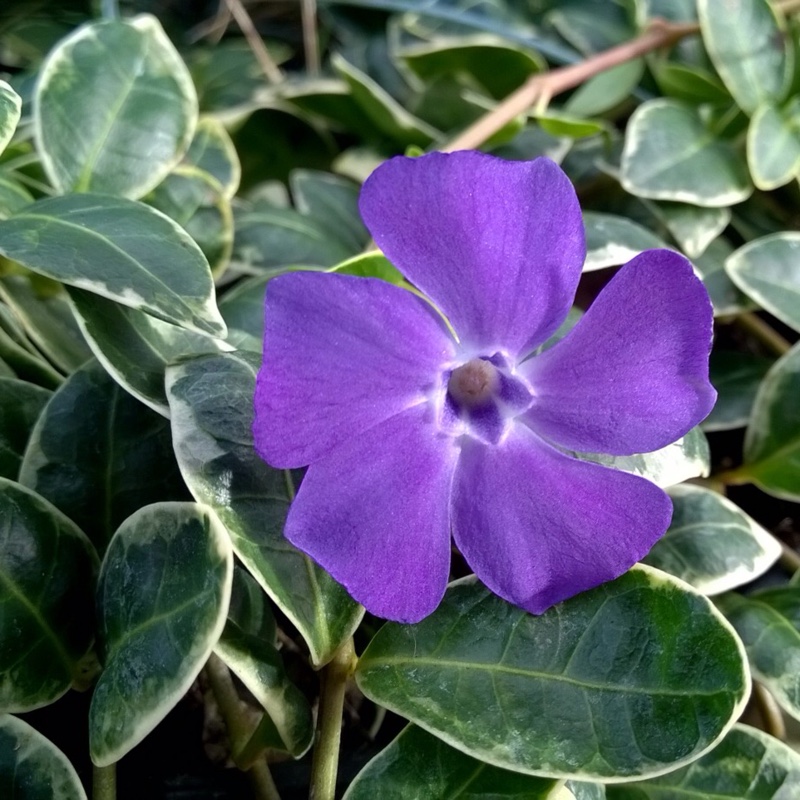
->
[0,194,226,337]
[90,502,232,766]
[218,274,271,346]
[0,276,93,374]
[727,233,800,333]
[718,588,800,720]
[233,204,355,274]
[582,212,667,272]
[537,114,609,139]
[564,60,643,118]
[576,427,710,489]
[146,165,233,279]
[289,170,369,253]
[643,484,781,595]
[19,360,189,555]
[0,714,87,800]
[357,567,749,781]
[214,622,313,757]
[68,289,231,418]
[228,564,276,643]
[568,782,606,800]
[0,81,21,158]
[332,252,405,284]
[704,350,773,432]
[183,116,241,199]
[35,14,198,198]
[692,238,752,317]
[0,377,50,479]
[747,99,800,190]
[741,340,800,500]
[621,99,752,207]
[606,724,800,799]
[698,0,792,115]
[400,36,544,99]
[332,54,440,148]
[343,725,564,800]
[0,479,98,712]
[653,63,731,105]
[0,303,62,388]
[166,351,363,667]
[0,175,33,220]
[650,202,730,259]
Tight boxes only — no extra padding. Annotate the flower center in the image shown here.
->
[447,358,499,408]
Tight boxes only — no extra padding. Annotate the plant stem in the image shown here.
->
[93,763,116,800]
[205,653,282,800]
[780,541,800,573]
[225,0,284,85]
[309,638,357,800]
[737,312,792,356]
[443,18,699,152]
[301,0,321,77]
[753,681,787,739]
[99,0,119,20]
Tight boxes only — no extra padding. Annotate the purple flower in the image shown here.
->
[254,151,716,623]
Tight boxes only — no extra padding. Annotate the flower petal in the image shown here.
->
[451,426,672,615]
[521,249,716,455]
[286,405,458,622]
[254,272,455,468]
[359,152,585,356]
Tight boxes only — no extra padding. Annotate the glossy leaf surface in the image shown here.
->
[343,725,563,799]
[0,479,97,711]
[727,234,800,334]
[644,484,780,595]
[718,588,800,721]
[19,360,188,554]
[166,351,363,667]
[741,341,800,500]
[576,427,710,489]
[698,0,791,114]
[0,378,51,479]
[0,714,87,800]
[0,194,226,337]
[705,351,773,432]
[35,15,197,197]
[90,502,232,765]
[214,622,313,757]
[621,100,752,206]
[607,724,800,799]
[582,212,666,272]
[68,289,231,418]
[357,568,749,780]
[0,81,21,157]
[0,277,92,375]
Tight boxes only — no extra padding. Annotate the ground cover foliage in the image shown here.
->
[1,0,800,797]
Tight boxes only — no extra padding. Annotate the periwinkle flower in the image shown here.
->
[254,151,716,623]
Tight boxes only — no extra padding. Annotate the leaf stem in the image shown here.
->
[442,18,699,152]
[309,638,357,800]
[205,653,282,800]
[736,312,792,356]
[753,681,787,740]
[92,763,116,800]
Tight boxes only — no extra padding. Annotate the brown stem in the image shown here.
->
[737,312,792,356]
[443,18,699,152]
[225,0,284,85]
[301,0,321,76]
[753,681,787,740]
